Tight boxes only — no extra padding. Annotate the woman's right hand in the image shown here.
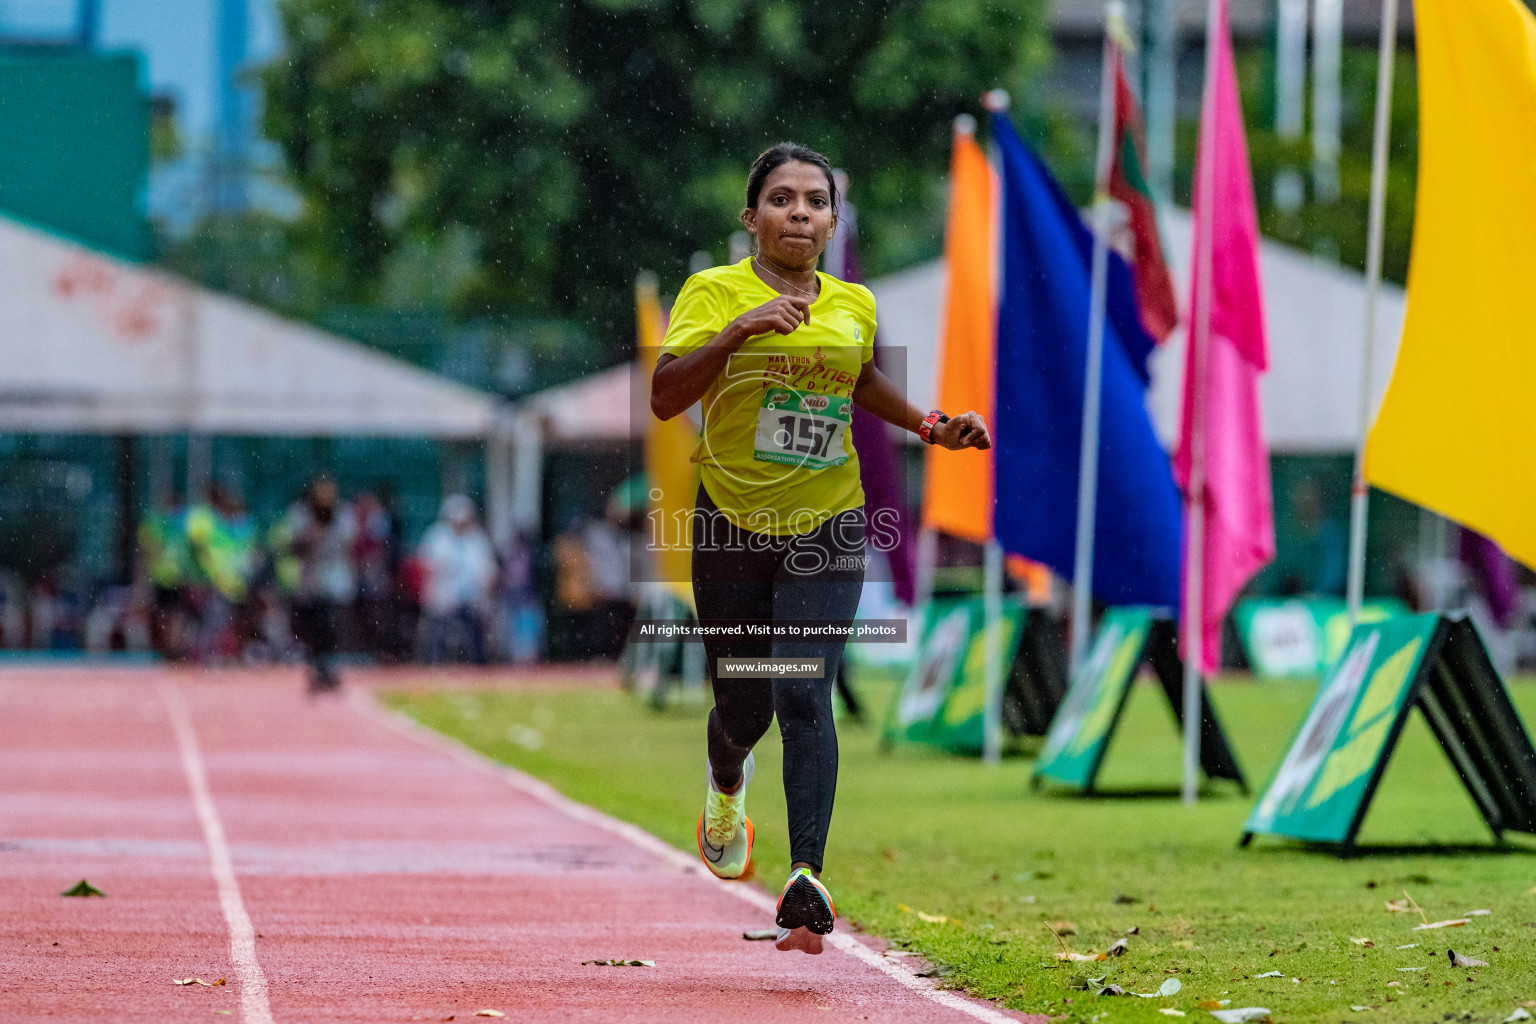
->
[730,295,812,339]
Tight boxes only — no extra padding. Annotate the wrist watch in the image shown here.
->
[919,410,949,445]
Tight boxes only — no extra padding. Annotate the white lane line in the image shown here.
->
[162,682,275,1024]
[352,691,1025,1024]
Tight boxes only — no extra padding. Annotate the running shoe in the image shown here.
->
[696,753,754,880]
[774,867,835,954]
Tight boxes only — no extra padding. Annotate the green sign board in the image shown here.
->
[882,597,1026,755]
[1033,608,1247,793]
[1233,597,1407,680]
[1034,608,1154,788]
[1244,614,1536,853]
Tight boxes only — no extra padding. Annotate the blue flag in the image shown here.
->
[991,112,1182,608]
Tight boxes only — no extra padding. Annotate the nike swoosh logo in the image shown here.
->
[701,837,726,862]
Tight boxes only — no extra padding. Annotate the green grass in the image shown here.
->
[386,673,1536,1024]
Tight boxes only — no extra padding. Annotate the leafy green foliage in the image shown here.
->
[261,0,1051,336]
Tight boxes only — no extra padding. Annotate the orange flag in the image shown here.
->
[921,120,996,543]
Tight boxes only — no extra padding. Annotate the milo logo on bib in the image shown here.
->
[753,387,852,470]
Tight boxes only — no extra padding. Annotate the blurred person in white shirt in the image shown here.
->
[418,494,497,664]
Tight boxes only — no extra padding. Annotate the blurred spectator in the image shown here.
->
[281,477,356,692]
[417,495,496,664]
[352,491,398,658]
[139,490,195,660]
[495,528,545,665]
[550,516,596,660]
[584,511,635,656]
[185,483,259,661]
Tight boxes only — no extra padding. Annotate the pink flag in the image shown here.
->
[1175,0,1275,676]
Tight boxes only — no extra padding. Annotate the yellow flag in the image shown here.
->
[637,273,699,606]
[1364,0,1536,568]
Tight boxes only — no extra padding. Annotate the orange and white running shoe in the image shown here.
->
[775,867,835,954]
[696,753,754,880]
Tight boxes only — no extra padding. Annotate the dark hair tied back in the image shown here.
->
[744,142,838,213]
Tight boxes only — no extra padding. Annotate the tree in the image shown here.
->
[262,0,1051,340]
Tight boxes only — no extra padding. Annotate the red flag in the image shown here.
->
[1108,53,1179,343]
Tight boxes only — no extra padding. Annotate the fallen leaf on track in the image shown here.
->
[1414,920,1469,931]
[742,930,778,941]
[1505,1009,1532,1022]
[474,1011,506,1019]
[1465,909,1493,917]
[213,979,225,986]
[1107,938,1129,957]
[1253,971,1282,979]
[1349,938,1374,947]
[1210,1008,1272,1023]
[1384,899,1413,913]
[1134,978,1182,998]
[1055,951,1106,962]
[1160,1009,1186,1016]
[581,959,655,967]
[61,879,105,898]
[1448,950,1489,968]
[172,978,211,986]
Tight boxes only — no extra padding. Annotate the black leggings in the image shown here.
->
[691,486,866,873]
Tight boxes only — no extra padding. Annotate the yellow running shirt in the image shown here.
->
[660,258,877,536]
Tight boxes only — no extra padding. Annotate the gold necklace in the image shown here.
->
[753,257,818,300]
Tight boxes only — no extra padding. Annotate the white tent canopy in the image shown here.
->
[521,362,634,442]
[866,208,1406,452]
[0,216,504,438]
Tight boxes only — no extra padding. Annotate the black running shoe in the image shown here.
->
[775,867,835,936]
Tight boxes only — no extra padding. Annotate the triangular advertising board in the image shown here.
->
[1003,608,1070,736]
[1233,597,1406,680]
[1243,613,1536,855]
[1033,607,1247,793]
[882,596,1066,755]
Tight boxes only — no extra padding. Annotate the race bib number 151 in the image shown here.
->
[753,388,852,470]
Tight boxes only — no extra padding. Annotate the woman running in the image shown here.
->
[650,142,990,955]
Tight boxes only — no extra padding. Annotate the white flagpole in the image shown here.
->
[1069,1,1128,679]
[983,539,1005,764]
[978,94,1009,767]
[1344,0,1402,626]
[1182,0,1224,807]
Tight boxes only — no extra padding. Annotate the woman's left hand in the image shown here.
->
[933,411,991,451]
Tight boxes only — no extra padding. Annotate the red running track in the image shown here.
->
[0,668,1038,1024]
